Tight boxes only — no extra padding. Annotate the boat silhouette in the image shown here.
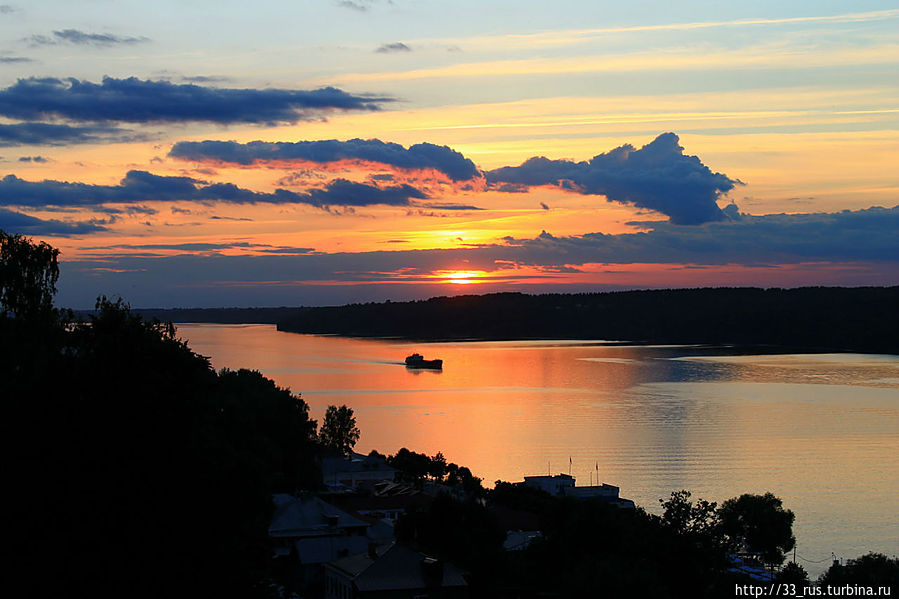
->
[404,353,443,369]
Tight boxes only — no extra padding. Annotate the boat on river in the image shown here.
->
[405,353,443,369]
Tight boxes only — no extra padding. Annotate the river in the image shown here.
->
[177,323,899,576]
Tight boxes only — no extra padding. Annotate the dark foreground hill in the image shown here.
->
[275,287,899,353]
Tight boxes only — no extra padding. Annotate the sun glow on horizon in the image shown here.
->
[439,270,489,284]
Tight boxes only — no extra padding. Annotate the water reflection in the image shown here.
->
[177,324,899,576]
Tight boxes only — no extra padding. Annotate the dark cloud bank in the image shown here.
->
[0,77,393,127]
[169,139,480,181]
[53,204,899,306]
[0,208,108,236]
[0,170,433,210]
[488,133,738,225]
[0,122,135,146]
[503,206,899,266]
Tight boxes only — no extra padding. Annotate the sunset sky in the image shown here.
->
[1,0,897,307]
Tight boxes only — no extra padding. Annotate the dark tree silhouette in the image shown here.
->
[5,236,322,597]
[719,492,795,566]
[0,230,59,319]
[389,447,433,481]
[819,553,899,586]
[318,404,360,455]
[659,489,720,537]
[775,561,810,585]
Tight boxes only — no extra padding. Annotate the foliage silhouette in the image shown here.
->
[387,447,484,495]
[819,553,899,587]
[719,492,796,566]
[776,561,810,585]
[0,229,59,319]
[318,404,360,455]
[5,233,320,597]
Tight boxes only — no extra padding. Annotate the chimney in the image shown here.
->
[420,557,444,586]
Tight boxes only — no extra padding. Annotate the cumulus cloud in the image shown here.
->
[487,132,738,225]
[18,155,48,163]
[376,42,411,53]
[169,138,480,181]
[0,122,135,146]
[0,208,109,236]
[27,29,150,46]
[0,170,434,209]
[0,77,393,124]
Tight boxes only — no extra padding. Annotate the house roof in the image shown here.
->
[269,494,369,538]
[329,543,467,592]
[326,489,432,514]
[293,535,370,565]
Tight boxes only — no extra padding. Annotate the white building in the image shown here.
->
[522,474,634,507]
[321,451,397,491]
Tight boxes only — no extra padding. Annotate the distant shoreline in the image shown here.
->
[176,325,889,358]
[130,286,899,355]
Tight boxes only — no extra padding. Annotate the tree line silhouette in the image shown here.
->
[274,288,899,353]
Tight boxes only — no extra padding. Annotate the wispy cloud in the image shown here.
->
[93,241,316,255]
[27,29,150,47]
[335,0,379,12]
[433,9,899,51]
[336,42,899,82]
[375,42,411,53]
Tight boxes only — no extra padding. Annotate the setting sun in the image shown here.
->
[441,270,486,284]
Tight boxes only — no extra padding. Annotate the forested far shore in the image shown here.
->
[124,287,899,354]
[270,287,898,353]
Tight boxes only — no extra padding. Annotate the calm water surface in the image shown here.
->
[178,324,899,576]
